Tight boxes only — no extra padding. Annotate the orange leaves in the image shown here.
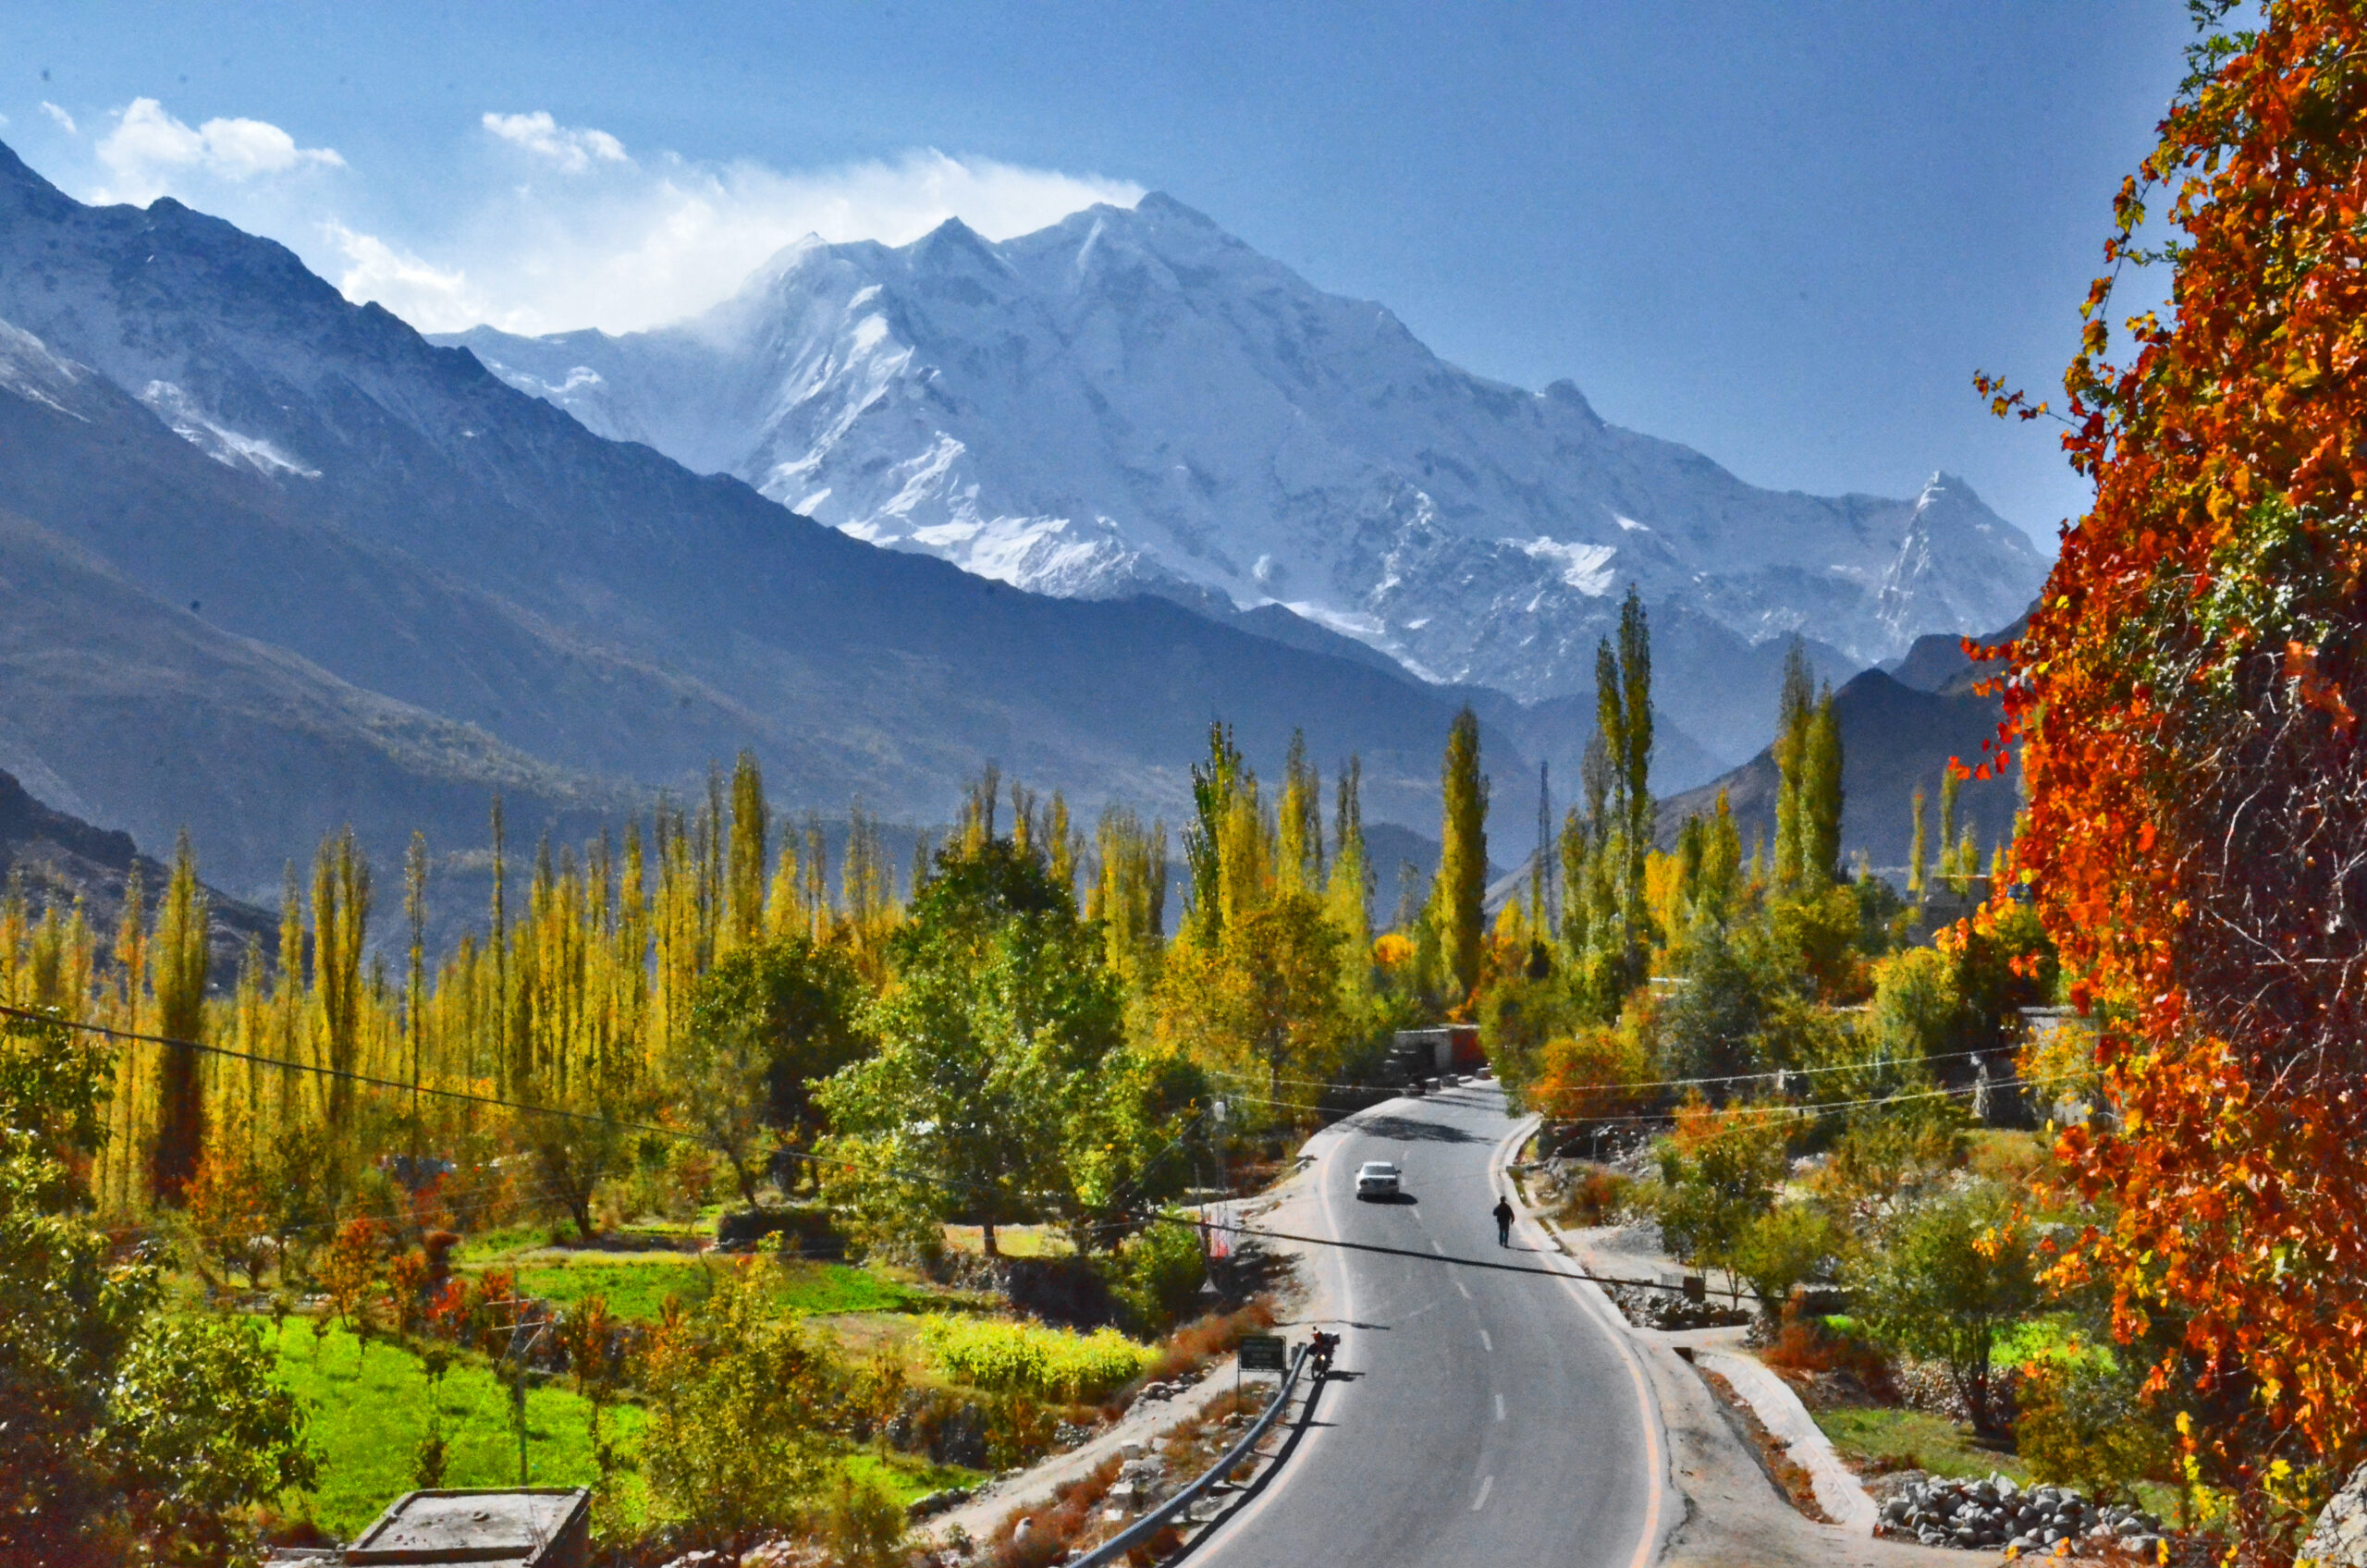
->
[2284,638,2359,736]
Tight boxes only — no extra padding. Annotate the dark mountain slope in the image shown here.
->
[0,503,624,900]
[2,763,278,985]
[0,141,1534,861]
[1657,667,2021,876]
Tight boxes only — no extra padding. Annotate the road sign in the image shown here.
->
[1237,1334,1287,1371]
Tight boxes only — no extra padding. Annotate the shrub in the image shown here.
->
[1553,1168,1630,1228]
[1103,1219,1207,1336]
[1729,1204,1837,1322]
[637,1264,842,1536]
[1136,1301,1277,1392]
[918,1316,1158,1403]
[2015,1354,2173,1504]
[818,1473,908,1568]
[1846,1182,2040,1438]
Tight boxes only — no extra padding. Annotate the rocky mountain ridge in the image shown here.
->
[445,194,2048,757]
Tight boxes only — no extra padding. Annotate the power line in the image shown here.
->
[1137,1208,1737,1298]
[1202,1042,2026,1100]
[0,1003,1200,1219]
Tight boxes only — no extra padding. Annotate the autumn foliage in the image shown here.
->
[1993,0,2367,1522]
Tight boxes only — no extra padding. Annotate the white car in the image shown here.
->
[1355,1160,1402,1200]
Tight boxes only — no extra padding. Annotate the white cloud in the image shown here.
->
[324,223,492,327]
[336,146,1142,335]
[41,102,76,135]
[483,110,630,173]
[92,98,342,204]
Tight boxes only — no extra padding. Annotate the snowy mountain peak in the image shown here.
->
[440,201,2047,717]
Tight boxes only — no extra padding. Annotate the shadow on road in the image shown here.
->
[1353,1191,1418,1206]
[1359,1114,1486,1144]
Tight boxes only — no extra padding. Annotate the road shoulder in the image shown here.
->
[1514,1157,1997,1568]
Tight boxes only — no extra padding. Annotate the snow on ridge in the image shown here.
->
[138,380,321,479]
[433,199,2049,701]
[1509,536,1618,595]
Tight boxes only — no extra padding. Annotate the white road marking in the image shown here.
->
[1495,1392,1506,1422]
[1479,1329,1492,1352]
[1488,1112,1670,1568]
[1429,1238,1445,1256]
[1472,1475,1493,1511]
[1455,1280,1472,1300]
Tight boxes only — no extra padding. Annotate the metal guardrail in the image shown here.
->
[1071,1341,1314,1568]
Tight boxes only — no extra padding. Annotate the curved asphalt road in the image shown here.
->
[1192,1083,1662,1568]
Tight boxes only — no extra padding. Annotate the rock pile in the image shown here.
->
[1602,1280,1749,1330]
[2302,1461,2367,1567]
[1875,1473,2163,1555]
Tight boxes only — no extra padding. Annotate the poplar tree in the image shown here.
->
[1325,756,1372,979]
[1434,706,1488,1002]
[1183,724,1245,949]
[1771,642,1815,887]
[403,831,428,1158]
[1908,786,1930,898]
[312,829,370,1133]
[114,864,146,1205]
[1616,588,1654,896]
[1277,730,1324,895]
[1937,767,1963,887]
[275,864,304,1133]
[724,752,768,953]
[150,832,209,1204]
[1800,687,1844,885]
[1088,805,1167,986]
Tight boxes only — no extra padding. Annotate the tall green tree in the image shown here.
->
[818,839,1123,1257]
[724,751,769,953]
[666,936,872,1204]
[1277,730,1324,896]
[1086,805,1167,988]
[1800,687,1844,886]
[148,833,209,1205]
[311,829,369,1133]
[1183,725,1245,950]
[1,1012,313,1564]
[1907,785,1930,898]
[1770,642,1815,887]
[1433,707,1489,1003]
[1325,756,1373,986]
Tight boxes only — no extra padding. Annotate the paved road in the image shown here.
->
[1191,1083,1662,1568]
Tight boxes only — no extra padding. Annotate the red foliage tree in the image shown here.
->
[1993,0,2367,1534]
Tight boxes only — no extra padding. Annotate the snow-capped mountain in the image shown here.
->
[444,193,2047,708]
[0,140,1567,895]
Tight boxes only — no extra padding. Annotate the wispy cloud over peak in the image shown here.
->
[40,102,77,135]
[483,111,630,173]
[335,145,1142,336]
[93,98,342,203]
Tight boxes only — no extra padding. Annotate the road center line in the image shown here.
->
[1479,1329,1492,1352]
[1472,1475,1493,1511]
[1455,1280,1472,1300]
[1495,1391,1506,1422]
[1429,1238,1445,1256]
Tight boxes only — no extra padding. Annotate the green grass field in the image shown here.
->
[1811,1403,2028,1482]
[265,1315,973,1540]
[485,1256,927,1323]
[269,1319,646,1538]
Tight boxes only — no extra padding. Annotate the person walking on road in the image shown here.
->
[1493,1194,1515,1247]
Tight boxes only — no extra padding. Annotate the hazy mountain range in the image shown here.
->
[0,138,2039,914]
[446,194,2046,754]
[0,141,1539,905]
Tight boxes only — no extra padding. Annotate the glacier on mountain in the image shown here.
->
[440,193,2047,706]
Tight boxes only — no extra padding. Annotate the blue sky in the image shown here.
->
[2,2,2192,547]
